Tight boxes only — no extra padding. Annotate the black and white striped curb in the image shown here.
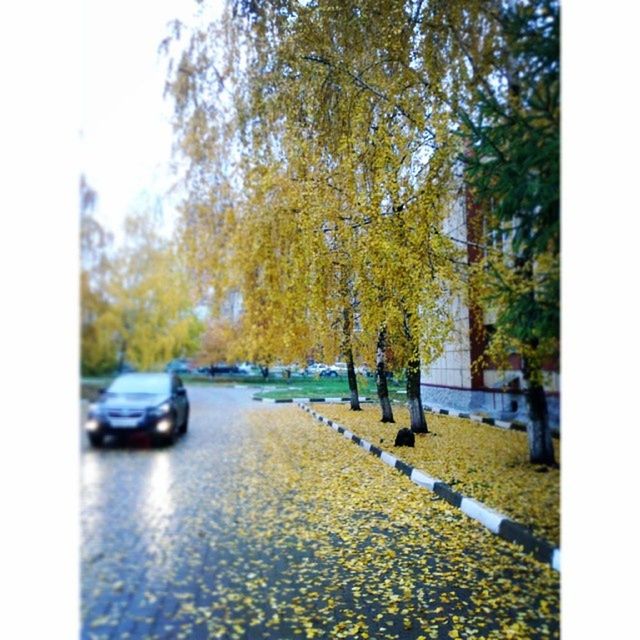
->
[298,402,560,573]
[253,395,373,404]
[421,404,560,438]
[254,394,559,440]
[253,394,551,436]
[422,404,527,433]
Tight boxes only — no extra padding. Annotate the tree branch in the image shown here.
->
[302,53,433,137]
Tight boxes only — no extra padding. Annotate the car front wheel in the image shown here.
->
[156,414,178,446]
[158,427,177,447]
[88,432,104,448]
[179,407,189,435]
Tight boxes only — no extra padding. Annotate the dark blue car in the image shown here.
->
[85,373,189,447]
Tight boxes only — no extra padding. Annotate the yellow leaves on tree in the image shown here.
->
[81,208,203,373]
[198,318,241,366]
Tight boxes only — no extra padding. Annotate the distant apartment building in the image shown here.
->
[420,187,560,430]
[220,289,244,323]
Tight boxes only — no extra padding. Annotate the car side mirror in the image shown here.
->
[176,388,186,396]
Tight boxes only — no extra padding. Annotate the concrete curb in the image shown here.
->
[253,395,373,404]
[297,402,560,573]
[420,404,560,439]
[422,404,528,432]
[253,394,559,438]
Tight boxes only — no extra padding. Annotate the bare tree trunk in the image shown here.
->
[523,358,556,465]
[346,351,361,411]
[342,307,361,411]
[375,327,394,422]
[406,355,428,433]
[402,310,428,432]
[260,365,269,380]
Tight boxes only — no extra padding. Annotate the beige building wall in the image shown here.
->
[422,295,472,388]
[422,185,472,389]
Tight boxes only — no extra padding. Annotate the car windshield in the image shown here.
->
[107,374,171,395]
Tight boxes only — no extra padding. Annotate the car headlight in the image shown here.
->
[153,402,171,415]
[156,419,172,433]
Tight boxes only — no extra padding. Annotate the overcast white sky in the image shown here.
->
[81,0,224,243]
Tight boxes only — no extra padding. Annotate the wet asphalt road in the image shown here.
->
[81,385,269,638]
[80,385,559,639]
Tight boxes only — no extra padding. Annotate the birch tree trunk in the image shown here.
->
[406,355,428,433]
[343,307,361,411]
[375,327,395,422]
[402,310,428,432]
[346,350,362,411]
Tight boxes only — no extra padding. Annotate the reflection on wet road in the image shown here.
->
[81,385,264,639]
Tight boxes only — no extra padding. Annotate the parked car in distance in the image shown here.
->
[284,363,304,377]
[165,358,193,374]
[319,368,338,377]
[237,362,261,376]
[356,364,372,377]
[269,364,287,377]
[305,362,329,376]
[329,362,349,375]
[84,372,189,447]
[262,363,301,378]
[209,364,241,375]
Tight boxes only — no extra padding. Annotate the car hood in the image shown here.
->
[100,394,169,410]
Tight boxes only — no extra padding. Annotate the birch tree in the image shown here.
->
[166,1,557,453]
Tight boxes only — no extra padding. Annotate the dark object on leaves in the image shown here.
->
[394,428,415,448]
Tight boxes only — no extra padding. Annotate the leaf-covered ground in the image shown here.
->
[81,388,559,639]
[235,407,560,638]
[310,404,560,546]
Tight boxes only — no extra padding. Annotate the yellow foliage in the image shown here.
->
[81,209,203,373]
[165,0,476,373]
